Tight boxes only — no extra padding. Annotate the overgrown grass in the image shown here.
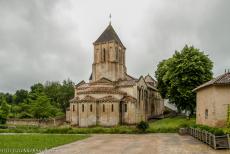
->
[0,134,89,154]
[190,124,230,135]
[0,116,196,134]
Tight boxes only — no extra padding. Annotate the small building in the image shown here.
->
[66,23,164,127]
[194,72,230,127]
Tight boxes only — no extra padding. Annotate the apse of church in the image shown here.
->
[66,23,164,127]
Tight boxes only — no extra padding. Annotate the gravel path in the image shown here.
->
[39,134,230,154]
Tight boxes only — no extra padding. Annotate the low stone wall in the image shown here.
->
[6,116,66,127]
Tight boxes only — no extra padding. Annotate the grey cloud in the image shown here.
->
[0,0,89,92]
[139,0,230,76]
[0,0,229,93]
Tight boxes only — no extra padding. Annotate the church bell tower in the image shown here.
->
[92,23,127,82]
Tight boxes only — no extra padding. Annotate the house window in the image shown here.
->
[205,109,208,119]
[124,104,127,112]
[111,104,114,112]
[103,104,105,112]
[90,104,93,112]
[82,104,84,112]
[73,105,75,112]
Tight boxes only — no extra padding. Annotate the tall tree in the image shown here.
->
[30,94,62,119]
[155,45,213,114]
[14,89,28,104]
[0,99,10,124]
[58,79,74,112]
[44,81,62,107]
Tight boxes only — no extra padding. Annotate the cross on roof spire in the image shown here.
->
[109,13,112,25]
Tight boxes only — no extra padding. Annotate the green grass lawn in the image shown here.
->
[147,117,196,133]
[0,116,196,134]
[0,134,89,154]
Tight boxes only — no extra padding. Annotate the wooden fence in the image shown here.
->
[188,127,230,150]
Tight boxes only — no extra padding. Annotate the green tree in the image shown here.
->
[30,94,61,119]
[0,99,10,124]
[58,79,74,112]
[14,89,28,104]
[44,81,62,107]
[155,45,213,114]
[155,59,171,98]
[44,79,74,111]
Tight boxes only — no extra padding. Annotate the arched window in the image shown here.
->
[103,104,105,112]
[115,47,118,61]
[90,104,93,112]
[82,104,84,112]
[119,49,121,62]
[111,104,114,112]
[73,105,75,112]
[124,104,127,112]
[103,48,106,62]
[141,88,144,100]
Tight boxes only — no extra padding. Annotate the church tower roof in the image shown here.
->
[94,24,125,48]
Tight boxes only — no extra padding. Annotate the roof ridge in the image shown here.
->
[214,74,225,83]
[193,72,230,91]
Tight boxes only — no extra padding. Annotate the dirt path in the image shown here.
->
[40,134,229,154]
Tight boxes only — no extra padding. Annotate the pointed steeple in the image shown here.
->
[94,24,125,49]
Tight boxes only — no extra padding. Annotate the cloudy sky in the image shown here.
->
[0,0,229,93]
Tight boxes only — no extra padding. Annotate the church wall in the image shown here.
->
[136,78,148,122]
[70,103,78,125]
[118,86,136,98]
[66,111,70,122]
[123,101,136,124]
[98,102,119,126]
[78,102,97,127]
[92,41,126,82]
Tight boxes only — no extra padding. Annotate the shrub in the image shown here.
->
[136,121,149,133]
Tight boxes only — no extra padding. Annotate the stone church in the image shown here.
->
[66,23,164,127]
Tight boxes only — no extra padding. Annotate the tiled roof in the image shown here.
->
[117,79,137,87]
[144,74,156,83]
[122,95,137,102]
[194,72,230,91]
[75,95,97,102]
[98,96,120,102]
[125,73,137,80]
[94,24,125,48]
[77,87,126,95]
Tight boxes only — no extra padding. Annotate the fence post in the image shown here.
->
[209,133,211,145]
[227,134,230,149]
[205,131,208,143]
[213,135,216,149]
